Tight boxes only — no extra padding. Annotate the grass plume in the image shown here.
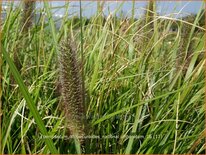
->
[22,0,35,33]
[58,38,86,144]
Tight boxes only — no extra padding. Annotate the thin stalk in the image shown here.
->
[131,0,135,23]
[79,0,87,152]
[173,93,180,154]
[204,2,206,153]
[79,0,85,110]
[0,2,2,153]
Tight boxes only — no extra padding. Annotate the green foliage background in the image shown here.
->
[1,1,205,154]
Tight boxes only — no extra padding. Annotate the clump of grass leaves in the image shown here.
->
[1,1,205,154]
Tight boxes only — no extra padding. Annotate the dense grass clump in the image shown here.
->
[1,1,205,154]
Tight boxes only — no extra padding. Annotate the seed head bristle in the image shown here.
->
[58,38,86,144]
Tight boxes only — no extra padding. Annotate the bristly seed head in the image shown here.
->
[58,38,86,144]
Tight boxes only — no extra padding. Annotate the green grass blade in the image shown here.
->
[2,44,58,154]
[125,105,143,154]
